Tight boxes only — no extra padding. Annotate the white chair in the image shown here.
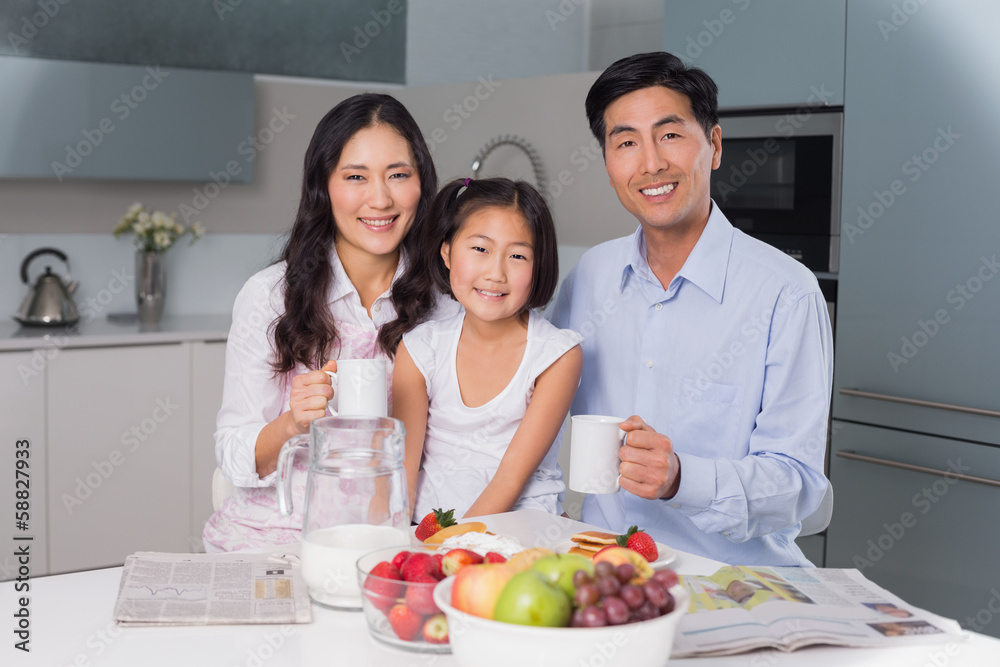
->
[799,480,834,536]
[212,467,235,511]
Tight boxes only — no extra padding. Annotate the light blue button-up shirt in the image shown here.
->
[551,203,833,566]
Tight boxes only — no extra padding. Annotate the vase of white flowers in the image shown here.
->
[113,203,205,324]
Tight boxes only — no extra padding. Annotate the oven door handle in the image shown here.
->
[839,388,1000,419]
[835,450,1000,489]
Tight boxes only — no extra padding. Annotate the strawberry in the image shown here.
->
[400,552,436,582]
[618,525,659,562]
[414,508,456,542]
[391,550,412,571]
[431,553,445,579]
[404,574,441,615]
[363,561,404,614]
[441,548,484,576]
[483,552,507,564]
[388,604,423,641]
[422,614,449,644]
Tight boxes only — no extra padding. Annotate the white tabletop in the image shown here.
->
[5,510,1000,666]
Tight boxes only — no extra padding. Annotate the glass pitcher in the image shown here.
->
[277,416,410,609]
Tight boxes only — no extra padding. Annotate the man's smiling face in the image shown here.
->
[602,85,722,237]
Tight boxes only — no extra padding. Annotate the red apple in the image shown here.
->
[450,563,516,619]
[441,548,484,576]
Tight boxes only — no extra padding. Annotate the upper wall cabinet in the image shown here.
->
[0,56,254,182]
[663,0,846,110]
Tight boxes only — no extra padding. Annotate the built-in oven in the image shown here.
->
[712,109,843,274]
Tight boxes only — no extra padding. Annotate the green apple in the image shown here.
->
[530,554,595,600]
[493,570,572,627]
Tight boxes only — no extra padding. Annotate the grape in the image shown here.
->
[660,591,676,614]
[642,580,669,609]
[619,583,645,610]
[570,608,586,627]
[616,562,635,584]
[575,583,600,608]
[572,570,592,589]
[603,596,629,625]
[580,605,608,627]
[594,561,616,579]
[635,600,660,621]
[652,569,679,589]
[596,574,621,597]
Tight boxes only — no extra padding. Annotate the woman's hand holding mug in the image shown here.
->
[288,360,337,433]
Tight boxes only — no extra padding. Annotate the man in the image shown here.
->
[552,52,833,566]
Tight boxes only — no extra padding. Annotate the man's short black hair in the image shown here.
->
[585,51,719,150]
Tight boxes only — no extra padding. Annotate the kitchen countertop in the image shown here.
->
[0,313,230,351]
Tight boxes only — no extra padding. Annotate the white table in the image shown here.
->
[6,510,1000,666]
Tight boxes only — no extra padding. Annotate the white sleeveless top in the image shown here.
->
[403,308,584,518]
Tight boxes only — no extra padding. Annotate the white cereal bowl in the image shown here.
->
[432,576,689,667]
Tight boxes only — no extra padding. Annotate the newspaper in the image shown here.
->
[672,566,966,657]
[113,551,312,626]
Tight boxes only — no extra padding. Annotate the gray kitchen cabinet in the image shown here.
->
[826,421,1000,635]
[0,351,48,579]
[828,0,1000,635]
[190,341,227,551]
[832,0,1000,446]
[46,344,192,573]
[662,0,846,110]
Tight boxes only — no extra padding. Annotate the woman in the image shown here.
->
[203,93,453,552]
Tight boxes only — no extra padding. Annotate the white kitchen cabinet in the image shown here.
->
[0,350,48,579]
[190,341,227,551]
[46,344,193,573]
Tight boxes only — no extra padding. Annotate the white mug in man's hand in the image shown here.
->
[568,415,627,494]
[325,359,388,418]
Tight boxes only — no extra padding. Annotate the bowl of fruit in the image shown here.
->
[356,545,453,652]
[431,546,689,667]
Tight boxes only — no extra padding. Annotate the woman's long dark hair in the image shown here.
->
[379,177,559,356]
[270,93,437,375]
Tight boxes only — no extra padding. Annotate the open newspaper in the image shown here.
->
[673,566,965,657]
[113,551,312,626]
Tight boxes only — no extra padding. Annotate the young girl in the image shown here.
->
[387,177,583,519]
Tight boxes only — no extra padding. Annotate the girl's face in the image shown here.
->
[329,124,422,264]
[441,206,535,324]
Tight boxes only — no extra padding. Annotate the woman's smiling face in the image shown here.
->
[329,124,422,263]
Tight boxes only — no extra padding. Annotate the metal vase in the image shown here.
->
[136,251,166,324]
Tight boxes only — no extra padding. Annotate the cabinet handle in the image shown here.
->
[835,450,1000,489]
[839,388,1000,419]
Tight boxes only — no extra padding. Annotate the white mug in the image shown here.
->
[568,415,627,494]
[325,359,388,418]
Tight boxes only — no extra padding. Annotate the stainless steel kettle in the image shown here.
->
[14,247,80,326]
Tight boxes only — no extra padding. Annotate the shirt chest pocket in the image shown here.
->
[670,377,743,458]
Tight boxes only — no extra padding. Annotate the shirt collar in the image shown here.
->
[328,246,408,305]
[618,200,734,304]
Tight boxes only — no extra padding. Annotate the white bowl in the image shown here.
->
[432,576,689,667]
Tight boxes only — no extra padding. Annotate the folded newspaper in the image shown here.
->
[113,551,312,626]
[672,566,966,657]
